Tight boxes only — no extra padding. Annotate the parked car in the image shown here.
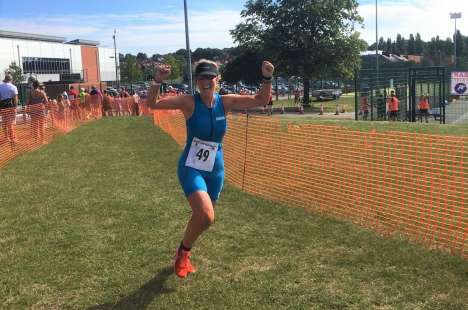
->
[106,87,119,96]
[311,89,342,101]
[169,83,189,93]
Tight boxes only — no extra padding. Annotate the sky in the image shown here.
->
[0,0,467,55]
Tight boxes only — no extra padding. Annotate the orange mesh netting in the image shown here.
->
[0,95,144,168]
[153,109,467,257]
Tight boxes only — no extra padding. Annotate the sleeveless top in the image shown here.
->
[180,93,227,172]
[28,90,47,105]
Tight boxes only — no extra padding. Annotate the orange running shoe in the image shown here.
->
[174,248,196,278]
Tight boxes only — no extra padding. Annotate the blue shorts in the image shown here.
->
[177,159,225,202]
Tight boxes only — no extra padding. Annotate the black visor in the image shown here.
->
[195,62,219,77]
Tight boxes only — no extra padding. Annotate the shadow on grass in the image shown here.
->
[87,266,174,310]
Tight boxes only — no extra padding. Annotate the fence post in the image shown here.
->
[442,67,446,124]
[354,69,359,120]
[241,113,249,191]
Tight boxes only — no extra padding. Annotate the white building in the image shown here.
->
[0,30,119,84]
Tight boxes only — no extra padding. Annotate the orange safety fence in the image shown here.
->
[152,109,468,258]
[0,95,146,168]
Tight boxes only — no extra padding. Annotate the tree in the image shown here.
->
[4,62,25,85]
[136,53,148,61]
[415,33,423,54]
[395,34,403,54]
[443,37,453,57]
[464,36,468,55]
[401,36,407,55]
[386,38,392,52]
[222,50,264,85]
[120,54,143,82]
[455,30,464,64]
[142,67,154,81]
[231,0,366,105]
[407,34,415,54]
[163,54,184,81]
[390,41,397,54]
[151,54,164,62]
[378,37,385,51]
[192,48,223,61]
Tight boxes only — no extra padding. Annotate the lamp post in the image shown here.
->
[113,29,119,88]
[450,12,461,69]
[184,0,193,94]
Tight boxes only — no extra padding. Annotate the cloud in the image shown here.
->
[1,10,242,55]
[4,1,467,54]
[358,0,468,44]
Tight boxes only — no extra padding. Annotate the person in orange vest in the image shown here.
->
[418,94,430,123]
[388,91,399,121]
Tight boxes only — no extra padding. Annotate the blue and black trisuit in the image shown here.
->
[177,93,227,201]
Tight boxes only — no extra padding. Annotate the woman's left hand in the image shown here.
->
[262,61,274,78]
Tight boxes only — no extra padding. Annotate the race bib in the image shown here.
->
[185,137,219,172]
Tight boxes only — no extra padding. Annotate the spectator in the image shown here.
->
[376,91,386,120]
[388,91,399,121]
[295,89,303,114]
[120,87,129,98]
[79,88,87,105]
[418,94,430,123]
[267,94,273,115]
[113,95,122,117]
[102,90,113,117]
[0,74,18,146]
[60,90,68,103]
[89,86,102,119]
[294,88,301,105]
[131,95,139,116]
[69,90,80,122]
[90,85,100,96]
[219,88,228,95]
[68,86,78,100]
[55,94,66,126]
[360,95,369,120]
[26,80,48,144]
[79,88,89,120]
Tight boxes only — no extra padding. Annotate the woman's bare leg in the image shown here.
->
[182,191,215,248]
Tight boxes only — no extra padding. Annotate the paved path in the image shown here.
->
[274,112,355,119]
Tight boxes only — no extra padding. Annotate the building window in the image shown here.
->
[22,57,71,74]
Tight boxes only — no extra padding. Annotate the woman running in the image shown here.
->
[147,59,274,278]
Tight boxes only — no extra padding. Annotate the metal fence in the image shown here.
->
[355,67,468,124]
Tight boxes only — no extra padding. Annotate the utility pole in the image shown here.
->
[113,29,119,88]
[375,0,379,85]
[184,0,193,94]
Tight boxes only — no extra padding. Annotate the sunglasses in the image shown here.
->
[197,75,217,81]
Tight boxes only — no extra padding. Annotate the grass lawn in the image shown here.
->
[275,93,356,112]
[0,117,467,309]
[274,117,468,136]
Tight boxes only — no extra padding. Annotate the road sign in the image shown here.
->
[451,72,468,95]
